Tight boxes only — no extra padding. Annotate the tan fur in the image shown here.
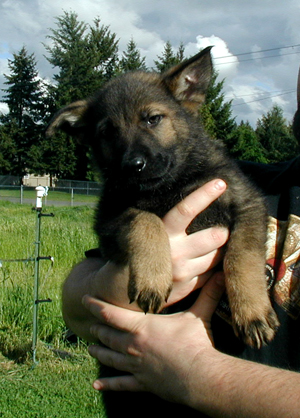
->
[120,210,173,312]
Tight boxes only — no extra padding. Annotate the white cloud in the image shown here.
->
[0,102,9,115]
[195,35,239,81]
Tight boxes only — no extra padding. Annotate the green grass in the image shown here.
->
[0,201,108,417]
[0,349,106,418]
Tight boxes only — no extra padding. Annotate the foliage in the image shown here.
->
[200,70,236,146]
[42,11,120,179]
[0,121,19,174]
[230,121,268,163]
[256,105,299,162]
[44,11,118,106]
[1,47,45,176]
[119,38,147,72]
[154,41,185,72]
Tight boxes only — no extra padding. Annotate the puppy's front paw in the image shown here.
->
[232,305,280,349]
[128,281,173,313]
[127,245,173,313]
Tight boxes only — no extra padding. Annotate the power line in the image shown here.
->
[213,44,300,65]
[227,89,296,100]
[214,51,300,66]
[231,90,296,107]
[211,44,300,107]
[214,43,300,60]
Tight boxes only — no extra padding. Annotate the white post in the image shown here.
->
[35,186,46,209]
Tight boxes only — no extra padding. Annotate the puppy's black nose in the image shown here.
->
[126,157,146,172]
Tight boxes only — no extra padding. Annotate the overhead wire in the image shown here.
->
[231,90,296,107]
[212,43,300,106]
[213,43,300,63]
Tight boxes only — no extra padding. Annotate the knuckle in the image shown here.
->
[210,227,229,245]
[106,353,118,369]
[176,200,196,219]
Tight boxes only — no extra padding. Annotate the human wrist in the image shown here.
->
[185,346,228,413]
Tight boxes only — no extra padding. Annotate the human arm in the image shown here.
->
[62,179,228,342]
[84,275,300,418]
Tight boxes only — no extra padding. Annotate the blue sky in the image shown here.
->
[1,0,300,126]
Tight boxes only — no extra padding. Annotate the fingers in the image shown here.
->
[172,226,229,264]
[89,324,128,353]
[184,226,229,259]
[93,375,143,392]
[89,343,130,371]
[189,272,225,320]
[170,226,228,283]
[82,295,143,331]
[163,179,227,236]
[89,344,123,368]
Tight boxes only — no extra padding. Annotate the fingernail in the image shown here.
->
[214,179,226,191]
[93,380,103,391]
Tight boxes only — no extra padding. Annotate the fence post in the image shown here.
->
[32,186,54,364]
[32,186,44,363]
[20,184,23,204]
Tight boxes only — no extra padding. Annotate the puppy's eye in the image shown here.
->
[147,115,163,126]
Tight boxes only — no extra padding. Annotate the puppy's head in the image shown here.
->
[47,47,213,188]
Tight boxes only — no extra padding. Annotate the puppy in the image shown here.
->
[48,46,279,348]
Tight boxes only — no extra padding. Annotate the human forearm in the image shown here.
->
[192,348,300,418]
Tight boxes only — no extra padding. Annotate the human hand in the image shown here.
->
[163,179,228,305]
[83,272,225,405]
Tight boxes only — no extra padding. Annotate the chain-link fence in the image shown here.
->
[0,175,101,206]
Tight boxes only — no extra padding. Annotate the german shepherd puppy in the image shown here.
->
[48,47,279,348]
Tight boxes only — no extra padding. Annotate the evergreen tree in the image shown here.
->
[1,46,44,176]
[119,38,147,72]
[86,17,120,85]
[256,105,299,163]
[44,11,119,106]
[0,120,18,174]
[200,70,236,147]
[230,121,268,163]
[154,41,185,72]
[43,11,119,179]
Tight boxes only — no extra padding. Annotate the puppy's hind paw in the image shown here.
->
[233,307,280,349]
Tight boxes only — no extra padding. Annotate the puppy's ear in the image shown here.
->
[163,46,213,114]
[46,100,89,140]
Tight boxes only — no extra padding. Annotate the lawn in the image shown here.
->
[0,200,108,417]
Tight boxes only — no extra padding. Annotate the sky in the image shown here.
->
[1,0,300,126]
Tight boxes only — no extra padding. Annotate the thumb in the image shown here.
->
[189,272,225,321]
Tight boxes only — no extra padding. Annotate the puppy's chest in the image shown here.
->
[101,187,234,232]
